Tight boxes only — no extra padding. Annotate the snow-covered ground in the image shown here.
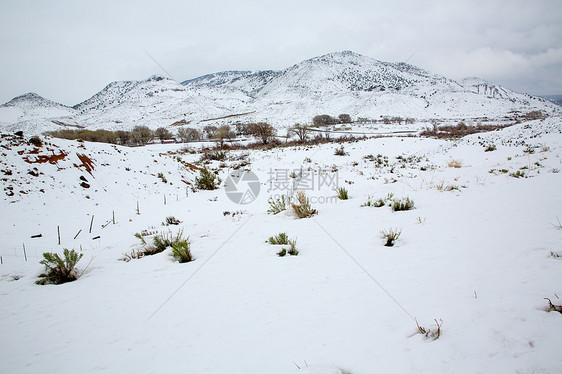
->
[1,116,561,373]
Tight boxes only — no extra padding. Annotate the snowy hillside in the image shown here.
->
[1,113,562,373]
[0,51,560,135]
[0,93,79,134]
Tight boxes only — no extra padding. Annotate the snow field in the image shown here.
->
[1,117,561,373]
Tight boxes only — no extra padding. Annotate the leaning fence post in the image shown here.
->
[23,244,27,262]
[89,216,94,234]
[57,226,61,245]
[74,229,82,240]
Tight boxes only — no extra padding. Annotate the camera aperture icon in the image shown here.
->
[224,170,260,204]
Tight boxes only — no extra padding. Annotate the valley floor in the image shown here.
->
[1,117,561,373]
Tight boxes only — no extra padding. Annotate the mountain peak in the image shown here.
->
[2,92,68,108]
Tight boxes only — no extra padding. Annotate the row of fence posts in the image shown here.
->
[2,192,189,265]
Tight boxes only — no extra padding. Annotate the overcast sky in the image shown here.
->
[0,0,561,106]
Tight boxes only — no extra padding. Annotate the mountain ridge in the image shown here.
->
[0,51,559,134]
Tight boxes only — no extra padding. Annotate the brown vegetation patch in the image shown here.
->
[24,150,68,165]
[74,153,96,175]
[179,160,200,172]
[170,119,191,127]
[200,111,255,122]
[421,122,515,139]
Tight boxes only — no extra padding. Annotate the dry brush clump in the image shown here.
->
[420,121,514,139]
[544,298,562,314]
[416,318,443,341]
[291,191,317,218]
[447,159,463,168]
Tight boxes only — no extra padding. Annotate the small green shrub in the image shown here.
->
[195,167,221,190]
[336,187,349,200]
[129,230,188,258]
[381,228,401,247]
[362,193,394,208]
[134,232,147,245]
[172,239,193,263]
[510,170,525,178]
[267,232,290,245]
[267,195,288,214]
[362,196,385,207]
[151,230,185,254]
[391,197,415,212]
[267,234,298,256]
[36,249,83,285]
[202,150,227,161]
[287,239,299,256]
[291,191,317,218]
[484,144,497,152]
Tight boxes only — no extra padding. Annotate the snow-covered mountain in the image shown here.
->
[0,51,559,135]
[0,93,79,134]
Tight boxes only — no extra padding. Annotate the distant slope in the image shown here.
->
[540,94,562,106]
[1,51,559,135]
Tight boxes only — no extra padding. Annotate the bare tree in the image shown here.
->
[338,114,351,123]
[116,130,131,145]
[203,125,218,139]
[250,122,277,144]
[290,123,310,143]
[131,126,153,146]
[155,127,173,141]
[313,114,338,126]
[177,127,201,142]
[212,125,236,147]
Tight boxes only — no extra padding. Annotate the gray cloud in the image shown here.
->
[0,0,560,105]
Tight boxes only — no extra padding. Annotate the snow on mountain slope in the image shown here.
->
[0,93,79,134]
[183,50,559,124]
[72,75,238,130]
[1,51,560,135]
[1,115,562,373]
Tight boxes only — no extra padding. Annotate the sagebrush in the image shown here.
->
[195,167,221,190]
[336,187,349,200]
[381,228,401,247]
[392,197,415,212]
[36,249,83,285]
[171,239,193,263]
[291,191,317,218]
[267,232,290,245]
[267,195,288,214]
